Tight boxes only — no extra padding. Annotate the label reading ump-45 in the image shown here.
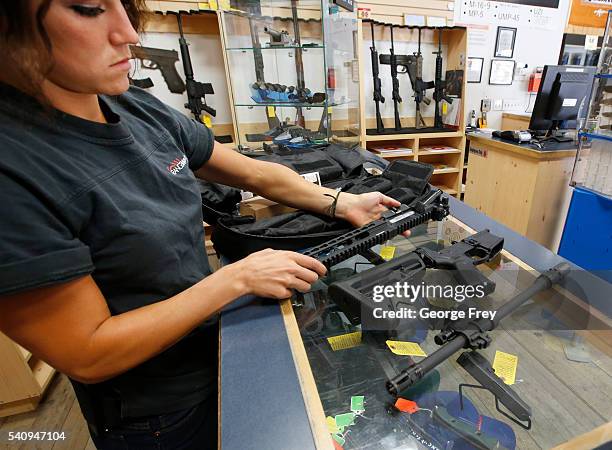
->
[7,431,66,441]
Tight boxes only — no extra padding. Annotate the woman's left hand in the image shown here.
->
[334,191,411,237]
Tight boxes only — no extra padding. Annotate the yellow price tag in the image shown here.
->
[493,350,518,385]
[198,2,209,9]
[266,106,276,118]
[386,340,427,357]
[326,416,339,434]
[327,106,333,114]
[442,102,448,114]
[379,245,396,260]
[327,331,362,351]
[202,115,212,128]
[208,0,218,10]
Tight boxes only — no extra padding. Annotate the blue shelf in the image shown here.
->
[579,132,612,143]
[595,73,612,79]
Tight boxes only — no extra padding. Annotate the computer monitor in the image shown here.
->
[529,65,595,140]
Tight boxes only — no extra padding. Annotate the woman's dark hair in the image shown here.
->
[0,0,147,97]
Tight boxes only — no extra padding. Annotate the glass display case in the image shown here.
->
[571,11,612,197]
[291,218,610,449]
[220,0,360,151]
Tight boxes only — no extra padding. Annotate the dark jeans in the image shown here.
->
[90,397,216,450]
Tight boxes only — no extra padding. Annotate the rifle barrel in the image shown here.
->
[386,263,571,395]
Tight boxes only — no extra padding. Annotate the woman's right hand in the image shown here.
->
[228,249,327,299]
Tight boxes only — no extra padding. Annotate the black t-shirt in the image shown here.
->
[0,83,217,419]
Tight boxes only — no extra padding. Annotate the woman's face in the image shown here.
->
[42,0,140,95]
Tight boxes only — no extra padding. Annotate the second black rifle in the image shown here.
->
[291,0,306,128]
[328,230,504,326]
[411,28,434,129]
[174,12,216,120]
[304,188,449,268]
[386,262,571,430]
[384,25,404,131]
[432,28,453,129]
[248,13,281,131]
[370,21,386,133]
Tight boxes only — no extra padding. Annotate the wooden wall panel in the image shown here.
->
[357,0,454,24]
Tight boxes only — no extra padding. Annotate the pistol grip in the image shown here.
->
[161,66,186,94]
[454,260,496,295]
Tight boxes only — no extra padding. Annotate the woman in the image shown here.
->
[0,1,403,448]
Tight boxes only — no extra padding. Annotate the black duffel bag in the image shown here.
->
[206,159,434,262]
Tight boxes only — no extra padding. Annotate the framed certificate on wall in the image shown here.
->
[494,26,517,58]
[467,57,484,83]
[489,59,516,85]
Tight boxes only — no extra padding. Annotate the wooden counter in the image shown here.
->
[464,133,577,250]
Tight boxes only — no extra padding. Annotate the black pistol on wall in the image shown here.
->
[129,45,186,94]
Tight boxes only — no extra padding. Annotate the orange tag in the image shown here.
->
[395,398,419,414]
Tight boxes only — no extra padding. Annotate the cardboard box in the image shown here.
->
[239,197,295,220]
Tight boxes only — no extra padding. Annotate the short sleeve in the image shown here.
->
[0,176,94,296]
[169,108,216,171]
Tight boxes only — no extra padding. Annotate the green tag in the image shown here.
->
[350,395,365,412]
[332,433,345,445]
[335,412,355,428]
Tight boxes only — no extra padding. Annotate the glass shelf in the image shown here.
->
[222,0,360,151]
[292,218,611,450]
[572,10,612,202]
[225,44,325,51]
[235,99,350,108]
[235,102,327,108]
[580,132,612,142]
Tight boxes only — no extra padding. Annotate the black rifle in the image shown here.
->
[380,25,403,131]
[291,0,306,128]
[386,262,571,430]
[370,21,386,133]
[129,46,186,94]
[411,29,434,129]
[248,15,281,131]
[379,36,435,129]
[174,12,216,120]
[432,28,453,129]
[328,230,504,326]
[304,189,449,268]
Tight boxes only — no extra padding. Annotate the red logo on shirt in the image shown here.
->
[167,155,188,175]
